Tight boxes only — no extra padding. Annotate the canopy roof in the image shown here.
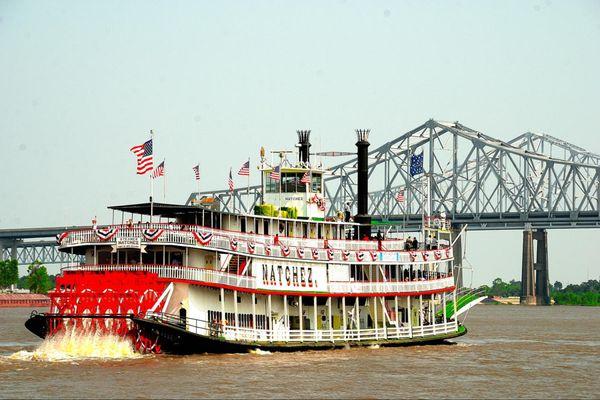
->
[108,202,208,219]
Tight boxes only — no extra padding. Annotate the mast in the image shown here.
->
[150,129,154,223]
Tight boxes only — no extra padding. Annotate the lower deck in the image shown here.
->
[152,283,459,348]
[134,313,466,354]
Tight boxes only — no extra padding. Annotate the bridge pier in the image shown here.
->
[452,227,464,289]
[520,229,550,305]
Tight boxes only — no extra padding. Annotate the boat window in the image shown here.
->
[265,174,279,193]
[281,172,306,193]
[311,173,322,193]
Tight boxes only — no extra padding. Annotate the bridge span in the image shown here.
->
[2,120,598,306]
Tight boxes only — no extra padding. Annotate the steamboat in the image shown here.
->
[26,130,478,354]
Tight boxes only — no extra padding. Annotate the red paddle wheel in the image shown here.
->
[47,269,168,352]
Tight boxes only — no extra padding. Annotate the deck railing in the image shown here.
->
[145,311,459,343]
[59,225,453,264]
[61,264,455,294]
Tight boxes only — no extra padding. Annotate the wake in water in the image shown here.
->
[9,328,142,362]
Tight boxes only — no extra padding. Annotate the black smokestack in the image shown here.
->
[297,130,311,164]
[355,129,371,238]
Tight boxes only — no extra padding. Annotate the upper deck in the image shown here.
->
[58,222,453,265]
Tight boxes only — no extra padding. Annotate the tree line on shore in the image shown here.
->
[0,259,54,294]
[480,277,600,306]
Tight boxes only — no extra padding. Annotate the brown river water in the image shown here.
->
[0,305,598,399]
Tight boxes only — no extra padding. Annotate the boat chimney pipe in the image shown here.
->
[355,129,371,238]
[297,130,311,164]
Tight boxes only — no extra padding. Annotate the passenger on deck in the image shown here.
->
[274,234,279,245]
[376,230,383,251]
[411,237,418,250]
[404,238,411,251]
[431,236,438,250]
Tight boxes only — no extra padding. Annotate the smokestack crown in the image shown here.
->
[297,130,311,164]
[356,129,370,144]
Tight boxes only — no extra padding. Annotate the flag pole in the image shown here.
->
[150,129,154,223]
[163,158,166,202]
[247,157,250,196]
[197,161,200,205]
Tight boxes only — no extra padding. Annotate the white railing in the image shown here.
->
[63,264,257,290]
[146,311,459,344]
[59,225,453,265]
[62,264,455,294]
[328,277,455,294]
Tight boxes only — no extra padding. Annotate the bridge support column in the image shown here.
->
[452,227,464,289]
[520,229,550,305]
[0,241,5,261]
[11,240,18,261]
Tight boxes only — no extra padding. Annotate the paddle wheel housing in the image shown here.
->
[46,270,167,349]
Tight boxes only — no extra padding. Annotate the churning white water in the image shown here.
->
[9,327,141,362]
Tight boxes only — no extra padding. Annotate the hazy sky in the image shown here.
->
[1,1,599,284]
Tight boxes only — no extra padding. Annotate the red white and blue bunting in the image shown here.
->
[247,242,256,254]
[95,227,119,241]
[56,232,69,245]
[421,252,430,262]
[327,249,335,261]
[265,245,271,256]
[434,250,442,260]
[142,228,164,241]
[230,238,238,251]
[409,251,417,262]
[296,247,305,259]
[342,250,350,261]
[280,244,290,257]
[370,251,378,261]
[192,231,213,246]
[445,247,451,258]
[356,251,365,262]
[312,248,319,260]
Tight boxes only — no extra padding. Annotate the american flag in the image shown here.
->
[300,171,310,184]
[228,168,234,192]
[269,165,281,181]
[395,189,405,202]
[130,139,153,175]
[238,160,250,176]
[152,160,165,179]
[410,152,424,176]
[193,164,200,181]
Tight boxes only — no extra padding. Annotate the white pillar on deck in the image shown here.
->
[234,290,239,337]
[443,291,447,333]
[268,294,272,342]
[374,296,378,339]
[313,296,317,340]
[355,296,360,341]
[220,288,225,325]
[419,294,424,336]
[252,293,256,339]
[394,295,399,338]
[284,295,288,330]
[407,295,413,338]
[342,296,347,339]
[299,295,303,342]
[328,296,333,341]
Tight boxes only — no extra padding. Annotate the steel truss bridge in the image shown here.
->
[186,119,600,231]
[0,227,84,266]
